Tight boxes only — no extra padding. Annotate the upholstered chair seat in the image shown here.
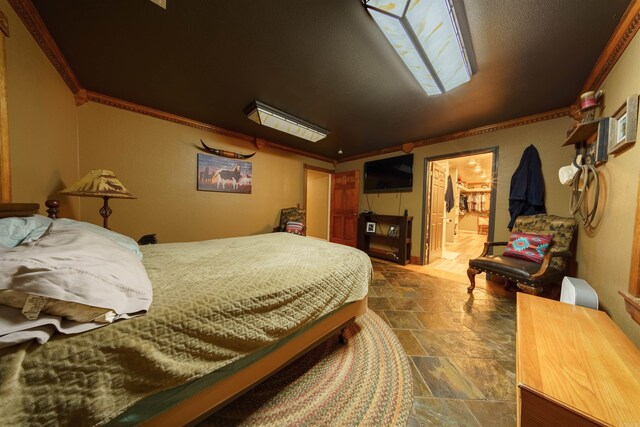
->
[467,214,577,295]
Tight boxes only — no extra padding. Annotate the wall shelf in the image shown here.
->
[562,120,600,146]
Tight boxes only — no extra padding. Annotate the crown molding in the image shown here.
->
[8,0,81,94]
[581,0,640,94]
[338,107,571,163]
[87,91,254,142]
[86,91,335,163]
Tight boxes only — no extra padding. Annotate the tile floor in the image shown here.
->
[368,258,518,427]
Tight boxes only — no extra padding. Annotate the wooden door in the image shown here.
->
[330,170,359,247]
[427,162,445,263]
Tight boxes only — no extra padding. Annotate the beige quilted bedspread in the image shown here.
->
[0,233,371,426]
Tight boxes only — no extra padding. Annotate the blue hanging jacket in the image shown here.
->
[445,175,455,213]
[508,144,546,229]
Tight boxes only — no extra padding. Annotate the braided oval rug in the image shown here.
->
[198,309,413,427]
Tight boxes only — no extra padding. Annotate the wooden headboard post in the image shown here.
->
[0,8,11,203]
[45,199,59,219]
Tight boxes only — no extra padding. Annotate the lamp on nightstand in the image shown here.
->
[59,169,136,229]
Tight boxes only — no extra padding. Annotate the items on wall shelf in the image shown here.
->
[561,93,640,228]
[563,93,638,164]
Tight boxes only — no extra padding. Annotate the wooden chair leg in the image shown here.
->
[339,327,348,344]
[467,267,480,293]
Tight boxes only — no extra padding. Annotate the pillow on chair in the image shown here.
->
[285,221,304,235]
[503,232,552,264]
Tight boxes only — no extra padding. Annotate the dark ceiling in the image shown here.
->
[32,0,631,160]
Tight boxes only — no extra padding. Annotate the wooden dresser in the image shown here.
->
[516,293,640,426]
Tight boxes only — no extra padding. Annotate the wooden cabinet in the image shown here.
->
[516,293,640,426]
[357,213,412,265]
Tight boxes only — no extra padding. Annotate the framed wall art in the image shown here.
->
[608,94,639,155]
[197,153,252,194]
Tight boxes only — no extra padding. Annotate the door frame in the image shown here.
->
[303,164,334,239]
[420,146,499,265]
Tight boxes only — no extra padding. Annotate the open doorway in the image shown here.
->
[304,165,332,240]
[421,148,498,276]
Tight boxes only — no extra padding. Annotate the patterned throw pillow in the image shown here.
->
[285,221,304,235]
[503,232,552,264]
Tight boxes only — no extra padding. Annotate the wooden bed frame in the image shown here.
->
[0,200,368,426]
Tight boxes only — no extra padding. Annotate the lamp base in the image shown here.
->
[99,196,112,229]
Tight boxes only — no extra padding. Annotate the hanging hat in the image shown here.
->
[558,155,582,185]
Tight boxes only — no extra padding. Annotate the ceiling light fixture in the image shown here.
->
[474,165,481,172]
[363,0,476,95]
[468,158,477,165]
[245,101,329,143]
[480,170,487,178]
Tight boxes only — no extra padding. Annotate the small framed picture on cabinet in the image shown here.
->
[366,222,376,234]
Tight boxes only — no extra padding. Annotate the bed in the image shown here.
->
[0,201,371,426]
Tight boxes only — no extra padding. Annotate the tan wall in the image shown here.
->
[305,169,330,239]
[338,116,573,259]
[573,33,640,346]
[3,0,79,216]
[76,102,333,242]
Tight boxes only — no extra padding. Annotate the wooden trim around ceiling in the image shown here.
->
[8,0,82,94]
[338,107,571,163]
[86,91,335,163]
[581,0,640,94]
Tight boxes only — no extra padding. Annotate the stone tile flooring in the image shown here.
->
[368,259,517,427]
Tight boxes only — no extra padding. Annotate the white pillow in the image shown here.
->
[0,222,152,324]
[21,217,142,259]
[0,215,52,248]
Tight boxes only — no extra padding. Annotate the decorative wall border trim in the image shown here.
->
[8,0,81,94]
[338,107,571,163]
[581,0,640,93]
[86,91,335,163]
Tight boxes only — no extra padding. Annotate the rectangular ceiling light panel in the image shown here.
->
[406,0,470,91]
[365,0,473,95]
[148,0,167,9]
[246,102,328,143]
[368,8,440,95]
[366,0,409,17]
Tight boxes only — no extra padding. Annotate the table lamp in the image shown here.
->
[59,169,136,229]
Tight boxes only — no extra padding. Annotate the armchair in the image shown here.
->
[273,207,306,236]
[467,214,577,295]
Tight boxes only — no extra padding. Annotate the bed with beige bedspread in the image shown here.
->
[0,232,371,426]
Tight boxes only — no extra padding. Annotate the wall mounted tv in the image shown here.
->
[363,153,414,194]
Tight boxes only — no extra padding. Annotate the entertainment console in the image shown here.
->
[357,213,412,265]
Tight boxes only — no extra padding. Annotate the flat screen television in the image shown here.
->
[363,153,413,193]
